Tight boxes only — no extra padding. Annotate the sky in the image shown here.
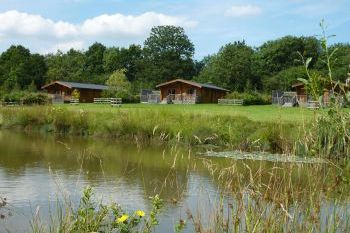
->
[0,0,349,59]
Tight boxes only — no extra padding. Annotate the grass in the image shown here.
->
[0,104,303,153]
[0,103,349,157]
[63,103,317,123]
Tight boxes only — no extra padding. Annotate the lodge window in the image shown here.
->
[167,89,176,95]
[187,88,195,95]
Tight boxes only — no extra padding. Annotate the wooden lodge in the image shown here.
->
[292,81,349,106]
[156,79,229,104]
[42,81,107,103]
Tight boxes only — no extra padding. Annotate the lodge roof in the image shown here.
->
[42,81,108,90]
[156,79,229,92]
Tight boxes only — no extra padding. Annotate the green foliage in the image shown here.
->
[71,89,80,99]
[297,56,325,102]
[225,92,271,105]
[252,36,320,77]
[196,41,255,91]
[105,69,132,99]
[0,27,349,97]
[21,93,50,105]
[1,91,49,105]
[31,186,163,233]
[84,42,106,74]
[103,44,143,84]
[264,66,308,91]
[0,105,300,152]
[139,25,195,88]
[46,49,86,83]
[0,45,47,90]
[298,20,350,159]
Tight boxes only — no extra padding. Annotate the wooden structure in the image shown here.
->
[156,79,229,104]
[42,81,108,103]
[292,82,349,107]
[111,98,122,107]
[140,90,161,104]
[280,80,350,108]
[218,99,243,105]
[70,98,79,105]
[94,98,114,104]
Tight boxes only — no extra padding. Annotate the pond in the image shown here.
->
[0,131,349,232]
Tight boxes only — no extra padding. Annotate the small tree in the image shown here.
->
[105,69,131,99]
[72,89,80,100]
[27,81,37,92]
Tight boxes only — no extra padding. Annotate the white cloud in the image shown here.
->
[0,10,197,53]
[225,5,262,17]
[46,40,84,53]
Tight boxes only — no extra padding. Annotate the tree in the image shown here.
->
[137,26,195,88]
[28,53,47,88]
[196,41,255,91]
[105,69,131,99]
[0,45,46,90]
[252,36,320,77]
[84,42,106,74]
[263,66,309,91]
[46,49,87,84]
[316,43,350,82]
[103,44,142,83]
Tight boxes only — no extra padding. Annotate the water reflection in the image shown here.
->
[0,131,348,232]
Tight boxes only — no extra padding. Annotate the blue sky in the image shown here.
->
[0,0,349,58]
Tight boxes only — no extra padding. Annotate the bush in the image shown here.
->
[225,92,271,105]
[1,91,50,105]
[123,94,140,103]
[2,91,26,102]
[21,92,50,105]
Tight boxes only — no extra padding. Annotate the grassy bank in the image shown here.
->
[0,104,304,153]
[62,103,316,123]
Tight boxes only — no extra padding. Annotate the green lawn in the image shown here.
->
[63,103,318,123]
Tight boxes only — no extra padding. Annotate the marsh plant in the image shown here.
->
[298,21,350,159]
[31,186,163,233]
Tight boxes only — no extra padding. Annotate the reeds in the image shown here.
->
[0,105,297,153]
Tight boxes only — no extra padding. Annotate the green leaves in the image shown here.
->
[140,25,196,87]
[105,69,132,99]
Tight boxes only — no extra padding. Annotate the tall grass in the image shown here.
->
[297,21,350,159]
[29,156,350,233]
[0,105,298,153]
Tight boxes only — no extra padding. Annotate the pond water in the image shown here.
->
[0,131,348,232]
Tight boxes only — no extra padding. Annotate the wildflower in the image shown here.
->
[117,214,129,223]
[135,210,145,217]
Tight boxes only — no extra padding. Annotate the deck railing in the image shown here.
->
[218,99,243,105]
[167,94,197,104]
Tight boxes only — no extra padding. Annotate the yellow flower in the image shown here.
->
[116,214,129,223]
[135,210,145,217]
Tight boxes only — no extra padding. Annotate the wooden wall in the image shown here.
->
[43,83,103,103]
[159,82,226,103]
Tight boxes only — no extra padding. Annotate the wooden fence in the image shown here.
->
[218,99,244,105]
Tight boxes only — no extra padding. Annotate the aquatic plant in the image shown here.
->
[31,186,163,233]
[0,105,299,153]
[298,21,350,159]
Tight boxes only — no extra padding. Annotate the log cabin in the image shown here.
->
[292,81,349,106]
[42,81,108,103]
[156,79,229,104]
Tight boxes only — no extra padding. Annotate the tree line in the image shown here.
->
[0,25,349,94]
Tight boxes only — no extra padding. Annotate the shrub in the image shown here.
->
[2,91,27,103]
[21,92,50,105]
[1,91,50,105]
[225,92,271,105]
[71,89,80,100]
